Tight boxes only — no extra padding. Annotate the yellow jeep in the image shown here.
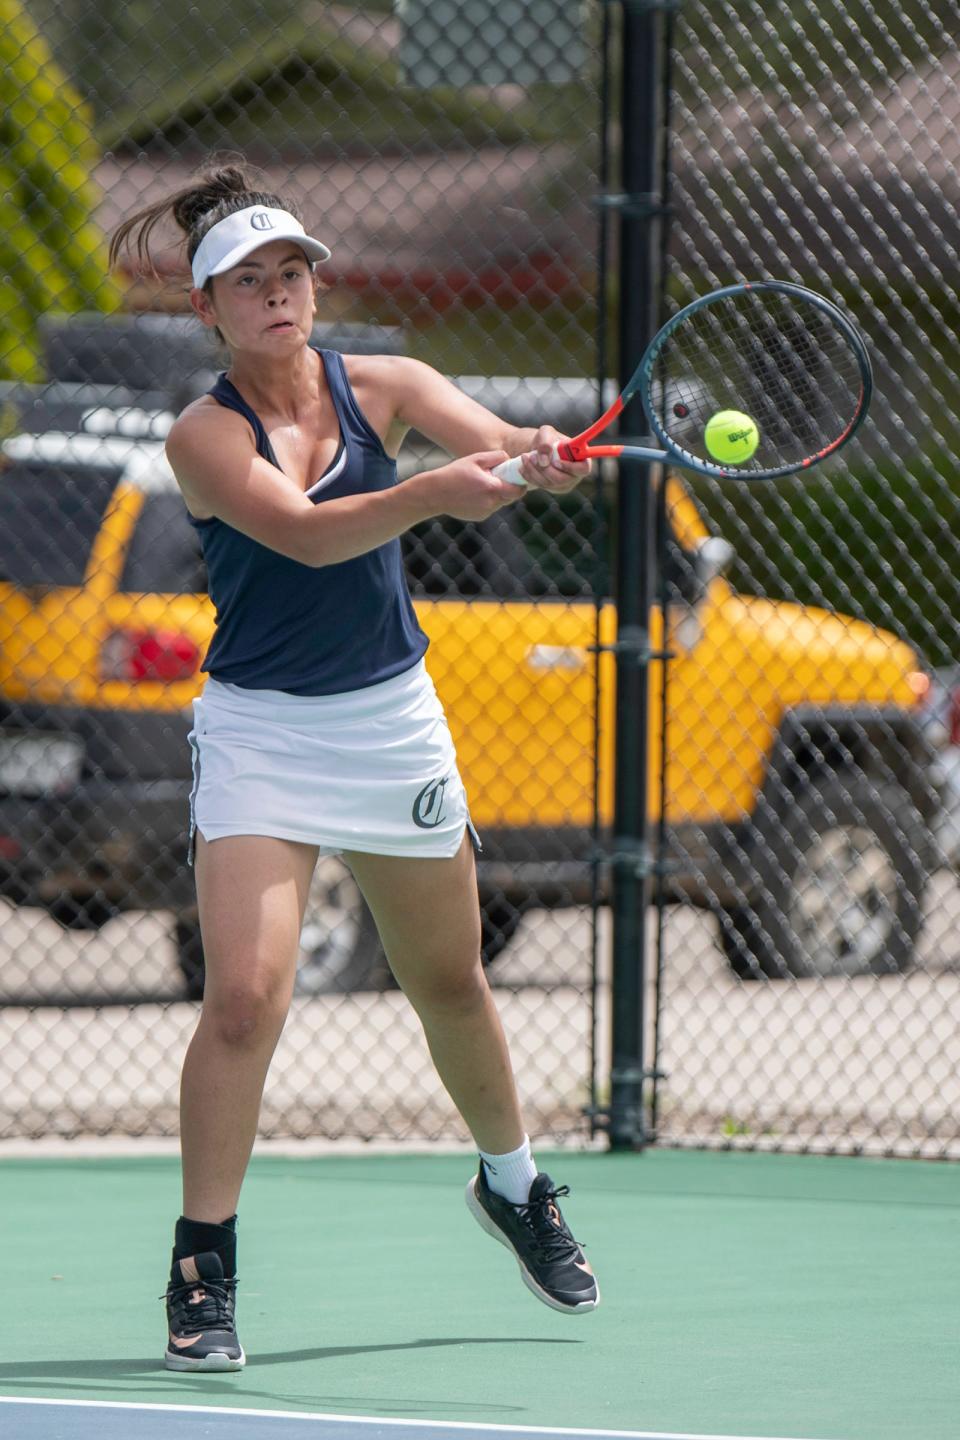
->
[0,407,933,994]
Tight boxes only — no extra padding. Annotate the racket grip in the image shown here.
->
[492,444,564,488]
[491,456,528,488]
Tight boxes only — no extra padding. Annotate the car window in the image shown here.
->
[0,462,117,587]
[511,489,602,598]
[403,491,602,601]
[117,480,688,604]
[119,494,208,594]
[403,514,529,598]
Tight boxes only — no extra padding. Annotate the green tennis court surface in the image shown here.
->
[2,1151,957,1440]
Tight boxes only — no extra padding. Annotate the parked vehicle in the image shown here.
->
[0,334,937,993]
[918,663,960,869]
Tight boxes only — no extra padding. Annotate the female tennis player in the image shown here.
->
[110,164,599,1373]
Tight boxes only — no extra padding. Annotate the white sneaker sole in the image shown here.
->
[465,1176,600,1314]
[164,1345,246,1372]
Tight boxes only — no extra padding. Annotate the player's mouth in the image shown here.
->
[267,320,296,332]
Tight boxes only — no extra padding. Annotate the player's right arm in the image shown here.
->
[165,407,521,568]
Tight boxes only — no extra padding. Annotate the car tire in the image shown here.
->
[479,898,527,968]
[296,871,527,991]
[718,774,929,980]
[174,914,207,1000]
[293,858,388,995]
[174,868,528,999]
[173,857,386,1000]
[48,892,121,931]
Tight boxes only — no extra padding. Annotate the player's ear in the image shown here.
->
[190,285,218,329]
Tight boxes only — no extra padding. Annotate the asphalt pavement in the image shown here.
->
[2,875,959,1154]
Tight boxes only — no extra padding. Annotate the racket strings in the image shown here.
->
[650,291,865,471]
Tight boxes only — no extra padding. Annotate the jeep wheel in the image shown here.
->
[718,776,929,980]
[294,858,387,995]
[297,875,526,989]
[175,866,526,999]
[173,857,386,1000]
[174,915,206,1000]
[479,898,527,968]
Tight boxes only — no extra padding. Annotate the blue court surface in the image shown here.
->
[0,1400,833,1440]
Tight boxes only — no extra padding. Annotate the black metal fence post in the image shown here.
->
[607,0,671,1151]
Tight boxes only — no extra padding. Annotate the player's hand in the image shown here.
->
[514,427,593,492]
[418,452,525,522]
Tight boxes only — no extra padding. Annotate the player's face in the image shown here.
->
[193,239,317,352]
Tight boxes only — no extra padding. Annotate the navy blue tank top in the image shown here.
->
[190,349,428,695]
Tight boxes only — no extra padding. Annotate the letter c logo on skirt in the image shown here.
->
[412,776,448,829]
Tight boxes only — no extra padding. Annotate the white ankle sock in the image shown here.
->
[479,1136,538,1204]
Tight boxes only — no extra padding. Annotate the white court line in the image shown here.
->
[0,1396,836,1440]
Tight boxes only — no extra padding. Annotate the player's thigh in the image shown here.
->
[194,831,319,1005]
[344,831,482,998]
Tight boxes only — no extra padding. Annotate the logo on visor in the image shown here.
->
[250,211,275,231]
[412,776,449,829]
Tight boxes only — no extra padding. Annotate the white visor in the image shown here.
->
[191,205,331,288]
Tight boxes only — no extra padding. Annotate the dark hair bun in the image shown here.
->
[108,153,294,276]
[172,166,255,234]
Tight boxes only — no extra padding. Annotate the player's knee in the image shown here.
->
[203,971,290,1048]
[404,949,488,1017]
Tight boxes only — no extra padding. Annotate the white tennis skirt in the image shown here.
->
[187,660,478,861]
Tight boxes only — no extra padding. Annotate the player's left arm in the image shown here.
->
[359,355,591,493]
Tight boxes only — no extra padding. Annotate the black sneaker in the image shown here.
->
[465,1165,600,1314]
[164,1250,245,1372]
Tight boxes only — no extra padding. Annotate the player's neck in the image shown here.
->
[225,345,321,421]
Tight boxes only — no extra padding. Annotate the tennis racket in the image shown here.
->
[493,280,872,485]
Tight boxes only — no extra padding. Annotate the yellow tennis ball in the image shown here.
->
[703,409,760,464]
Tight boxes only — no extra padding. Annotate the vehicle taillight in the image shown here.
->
[101,628,201,682]
[950,688,960,748]
[907,670,931,703]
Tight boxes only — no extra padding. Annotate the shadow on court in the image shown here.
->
[0,1336,580,1380]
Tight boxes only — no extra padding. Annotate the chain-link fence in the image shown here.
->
[650,1,960,1157]
[0,0,606,1143]
[2,1,959,1157]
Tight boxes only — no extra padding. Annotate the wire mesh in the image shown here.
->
[650,0,960,1157]
[0,0,605,1143]
[1,1,958,1158]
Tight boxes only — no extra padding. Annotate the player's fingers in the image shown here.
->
[471,450,512,471]
[526,429,591,488]
[531,454,592,491]
[477,453,528,501]
[492,470,527,503]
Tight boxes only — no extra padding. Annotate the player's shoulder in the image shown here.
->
[166,394,250,458]
[340,352,438,394]
[165,397,257,520]
[169,393,222,435]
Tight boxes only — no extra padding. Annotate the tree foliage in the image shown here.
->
[0,0,117,379]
